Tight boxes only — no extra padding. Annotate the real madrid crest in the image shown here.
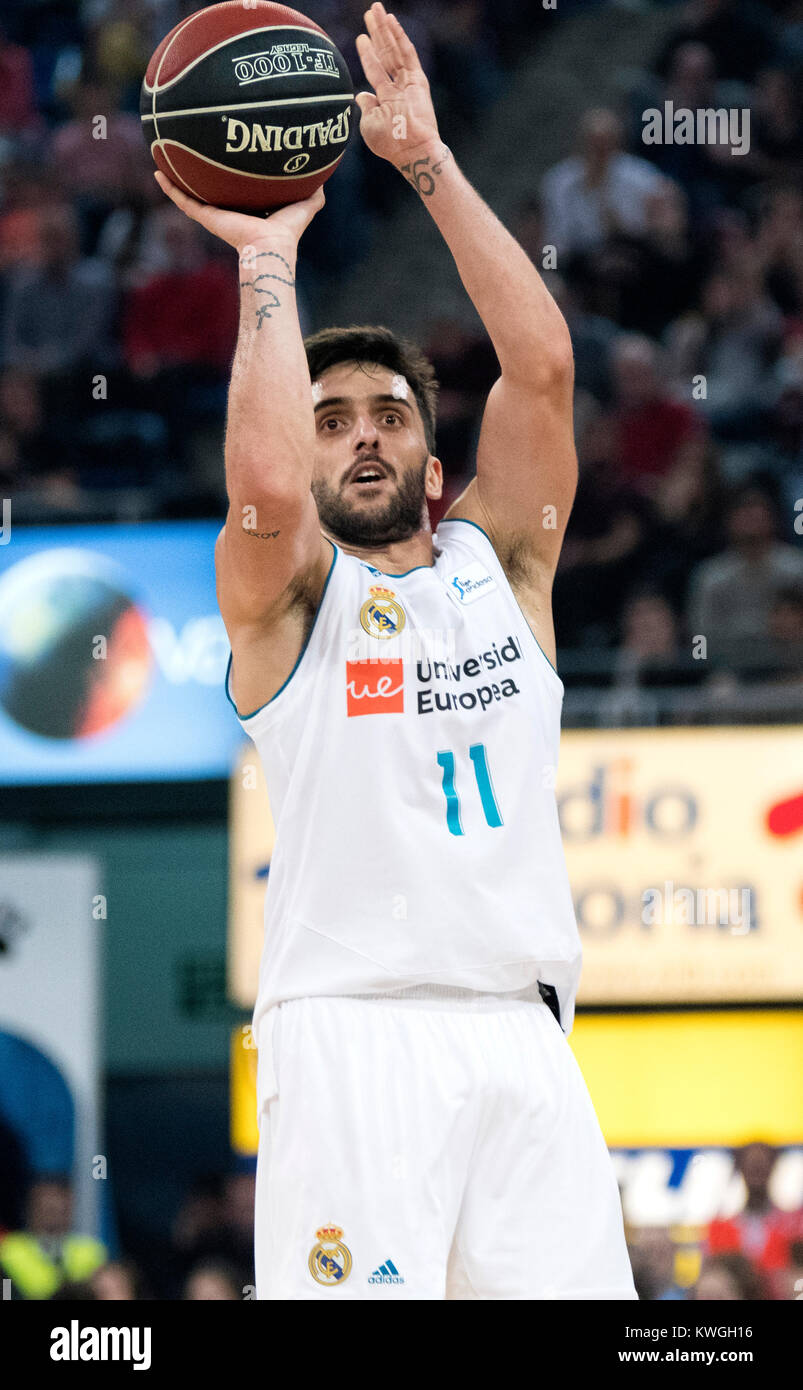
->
[359,584,406,641]
[308,1226,352,1286]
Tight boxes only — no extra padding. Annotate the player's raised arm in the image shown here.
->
[355,4,577,630]
[154,173,331,630]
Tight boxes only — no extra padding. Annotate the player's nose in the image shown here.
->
[352,415,380,445]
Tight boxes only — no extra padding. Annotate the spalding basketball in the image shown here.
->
[140,1,355,211]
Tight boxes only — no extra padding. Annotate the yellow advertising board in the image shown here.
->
[230,1024,259,1155]
[560,727,802,1004]
[228,726,803,1008]
[227,746,275,1008]
[570,1009,803,1147]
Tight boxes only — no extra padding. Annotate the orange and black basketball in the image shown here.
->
[140,1,355,212]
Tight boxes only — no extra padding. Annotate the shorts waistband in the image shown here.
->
[339,981,551,1013]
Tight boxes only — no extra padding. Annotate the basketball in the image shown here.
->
[140,1,355,212]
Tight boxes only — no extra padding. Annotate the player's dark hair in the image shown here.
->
[303,325,439,455]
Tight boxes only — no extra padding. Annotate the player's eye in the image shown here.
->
[382,412,402,425]
[320,417,342,430]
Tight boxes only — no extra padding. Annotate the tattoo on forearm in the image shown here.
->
[239,250,295,328]
[399,149,451,198]
[242,529,281,539]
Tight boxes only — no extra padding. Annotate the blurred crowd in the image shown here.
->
[0,1166,258,1299]
[0,0,800,686]
[626,1142,803,1301]
[1,1140,802,1298]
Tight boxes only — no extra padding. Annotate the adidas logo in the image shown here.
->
[368,1259,405,1285]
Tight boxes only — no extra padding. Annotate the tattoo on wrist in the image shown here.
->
[399,148,451,198]
[242,528,281,539]
[239,250,295,328]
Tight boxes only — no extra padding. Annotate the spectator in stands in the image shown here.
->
[540,108,671,260]
[639,42,752,221]
[167,1169,255,1296]
[565,182,707,338]
[692,1251,771,1299]
[0,204,116,377]
[686,484,803,649]
[650,431,727,609]
[665,266,783,439]
[168,1173,227,1291]
[183,1257,246,1300]
[628,1226,686,1300]
[49,79,148,253]
[653,0,778,87]
[755,184,803,318]
[0,164,50,273]
[746,68,803,184]
[122,205,238,470]
[427,0,504,122]
[122,207,237,379]
[219,1171,256,1287]
[619,592,682,664]
[95,164,170,289]
[90,0,151,110]
[0,367,79,477]
[548,272,621,403]
[91,1258,149,1300]
[769,583,803,643]
[603,334,702,494]
[0,24,39,143]
[0,368,47,476]
[727,374,803,528]
[0,1175,107,1300]
[552,409,659,648]
[706,1144,803,1276]
[773,1238,803,1300]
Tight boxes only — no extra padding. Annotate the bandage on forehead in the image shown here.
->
[310,373,411,406]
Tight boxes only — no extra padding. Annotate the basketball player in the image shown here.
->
[157,2,637,1299]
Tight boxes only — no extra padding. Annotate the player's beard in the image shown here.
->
[312,453,429,547]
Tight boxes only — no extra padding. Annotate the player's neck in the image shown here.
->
[325,528,437,575]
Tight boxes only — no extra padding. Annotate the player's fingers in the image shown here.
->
[273,185,326,234]
[355,32,394,98]
[355,91,379,114]
[387,12,426,79]
[153,171,204,219]
[368,4,405,80]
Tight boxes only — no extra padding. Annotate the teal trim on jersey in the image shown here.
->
[438,516,562,683]
[437,515,494,546]
[360,559,434,577]
[224,541,338,721]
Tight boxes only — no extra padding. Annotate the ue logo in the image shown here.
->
[346,659,403,716]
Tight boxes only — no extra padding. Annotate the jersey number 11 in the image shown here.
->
[437,744,503,836]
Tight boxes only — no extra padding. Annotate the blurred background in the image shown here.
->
[0,0,801,1301]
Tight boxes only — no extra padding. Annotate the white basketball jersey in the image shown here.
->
[225,518,582,1036]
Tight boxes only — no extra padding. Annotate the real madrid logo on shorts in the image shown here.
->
[359,585,406,641]
[308,1226,352,1286]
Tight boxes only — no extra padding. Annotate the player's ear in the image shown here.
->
[425,455,443,500]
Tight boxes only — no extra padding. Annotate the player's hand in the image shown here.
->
[153,171,325,252]
[355,3,441,169]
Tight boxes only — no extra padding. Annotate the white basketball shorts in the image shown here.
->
[253,991,638,1300]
